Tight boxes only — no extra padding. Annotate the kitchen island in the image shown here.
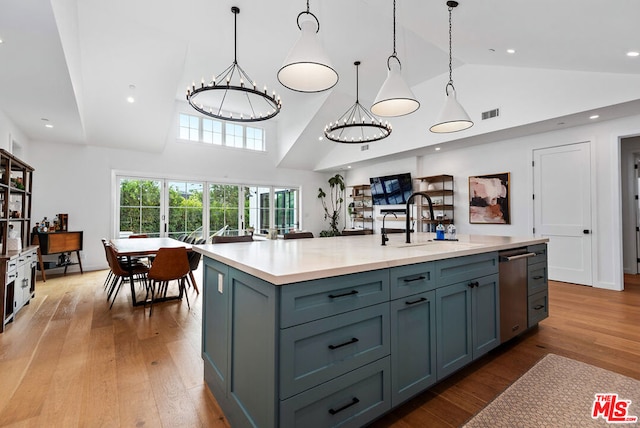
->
[194,233,548,428]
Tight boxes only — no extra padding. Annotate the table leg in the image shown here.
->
[37,248,47,282]
[76,250,84,274]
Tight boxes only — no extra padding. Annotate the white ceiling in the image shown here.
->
[1,0,639,168]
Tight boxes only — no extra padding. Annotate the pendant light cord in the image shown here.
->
[448,3,454,87]
[387,0,401,70]
[393,0,397,57]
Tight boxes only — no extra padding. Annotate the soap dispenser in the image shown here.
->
[436,223,445,240]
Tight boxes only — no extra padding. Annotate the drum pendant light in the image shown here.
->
[430,1,473,133]
[278,0,338,93]
[371,0,420,117]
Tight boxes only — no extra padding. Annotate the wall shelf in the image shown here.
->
[414,174,454,232]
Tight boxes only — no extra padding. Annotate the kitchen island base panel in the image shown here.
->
[198,235,548,428]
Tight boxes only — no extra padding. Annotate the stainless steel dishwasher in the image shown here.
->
[499,248,536,343]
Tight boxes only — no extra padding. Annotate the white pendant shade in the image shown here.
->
[430,87,473,133]
[371,62,420,117]
[278,18,338,93]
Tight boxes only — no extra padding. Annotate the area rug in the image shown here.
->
[463,354,640,427]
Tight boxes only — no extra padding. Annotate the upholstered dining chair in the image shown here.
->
[146,246,191,316]
[283,232,314,239]
[185,238,206,294]
[211,235,254,243]
[105,243,150,309]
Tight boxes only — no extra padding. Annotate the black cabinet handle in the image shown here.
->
[583,229,590,234]
[405,297,428,305]
[403,275,426,283]
[468,281,479,288]
[533,275,544,280]
[534,304,545,310]
[329,397,360,415]
[328,337,359,350]
[328,290,358,299]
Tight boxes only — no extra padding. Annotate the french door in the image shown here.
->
[117,176,204,238]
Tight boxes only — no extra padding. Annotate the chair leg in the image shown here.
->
[103,270,113,290]
[106,275,120,302]
[181,277,190,309]
[188,270,199,294]
[109,277,123,309]
[148,280,156,317]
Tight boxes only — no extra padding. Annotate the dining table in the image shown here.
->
[109,237,193,306]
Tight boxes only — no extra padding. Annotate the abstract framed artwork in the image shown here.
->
[469,172,510,224]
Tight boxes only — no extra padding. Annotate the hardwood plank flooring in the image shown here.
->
[0,269,638,427]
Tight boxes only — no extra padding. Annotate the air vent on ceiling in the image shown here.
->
[361,144,369,151]
[481,108,500,120]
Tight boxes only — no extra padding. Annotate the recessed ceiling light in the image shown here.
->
[589,114,599,120]
[435,147,441,151]
[45,124,53,128]
[347,165,352,169]
[127,96,135,103]
[627,51,639,57]
[506,49,516,54]
[318,136,323,141]
[0,39,4,44]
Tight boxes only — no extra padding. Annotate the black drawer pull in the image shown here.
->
[533,304,545,310]
[328,337,359,350]
[533,275,544,280]
[405,297,428,305]
[328,290,358,299]
[468,281,479,288]
[329,397,360,415]
[403,275,426,283]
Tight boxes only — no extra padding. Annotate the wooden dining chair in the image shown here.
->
[146,246,191,316]
[283,232,314,239]
[212,235,254,243]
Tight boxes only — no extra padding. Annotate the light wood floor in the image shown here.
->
[0,269,639,427]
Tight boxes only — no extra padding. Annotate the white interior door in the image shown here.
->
[533,142,592,285]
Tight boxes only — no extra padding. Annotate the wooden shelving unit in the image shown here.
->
[414,174,454,232]
[346,184,374,234]
[0,149,38,333]
[0,149,34,253]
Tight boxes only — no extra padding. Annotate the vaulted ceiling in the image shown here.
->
[1,0,639,170]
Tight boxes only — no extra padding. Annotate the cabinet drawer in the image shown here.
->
[434,252,498,286]
[527,244,547,265]
[527,262,548,295]
[528,291,549,327]
[390,262,435,299]
[280,357,391,428]
[280,303,390,399]
[280,270,389,328]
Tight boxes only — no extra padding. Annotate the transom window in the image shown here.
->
[179,113,265,151]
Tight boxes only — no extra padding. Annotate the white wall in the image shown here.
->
[346,114,640,291]
[26,131,331,272]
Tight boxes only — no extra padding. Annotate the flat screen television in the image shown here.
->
[369,173,413,205]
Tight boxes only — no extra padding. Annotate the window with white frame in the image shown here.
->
[178,113,264,151]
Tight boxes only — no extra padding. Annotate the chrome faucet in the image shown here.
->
[381,212,397,246]
[405,192,435,244]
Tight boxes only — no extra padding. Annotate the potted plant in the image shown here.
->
[317,174,345,237]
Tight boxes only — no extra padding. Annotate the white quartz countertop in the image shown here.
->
[193,233,548,285]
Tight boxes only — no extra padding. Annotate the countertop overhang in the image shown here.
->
[194,233,548,285]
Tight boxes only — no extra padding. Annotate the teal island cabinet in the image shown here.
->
[194,233,548,428]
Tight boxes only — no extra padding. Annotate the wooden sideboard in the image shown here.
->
[32,231,83,281]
